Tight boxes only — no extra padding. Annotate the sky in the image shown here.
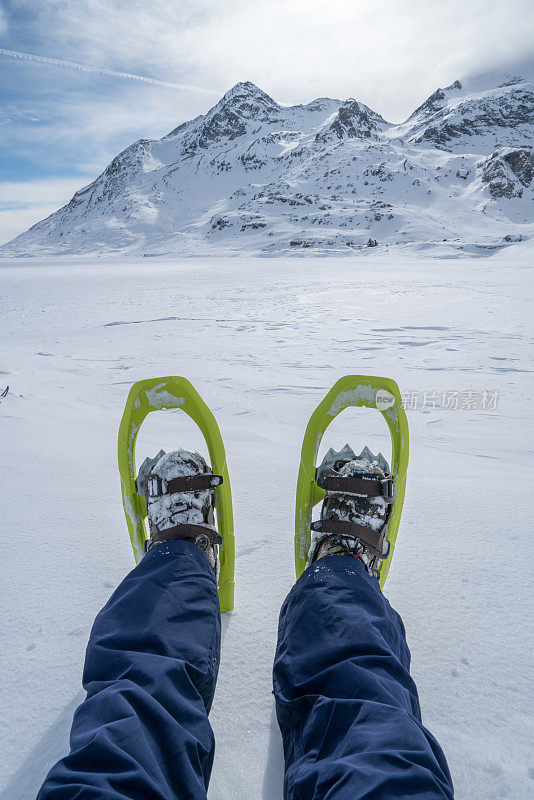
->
[1,0,533,245]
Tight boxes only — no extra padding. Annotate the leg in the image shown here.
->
[273,556,454,800]
[38,540,221,800]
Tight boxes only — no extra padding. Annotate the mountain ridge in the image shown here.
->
[2,69,533,257]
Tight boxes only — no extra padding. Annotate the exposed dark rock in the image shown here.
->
[504,147,534,185]
[413,88,534,148]
[481,146,533,198]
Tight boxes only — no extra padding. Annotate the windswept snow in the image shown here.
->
[0,247,532,800]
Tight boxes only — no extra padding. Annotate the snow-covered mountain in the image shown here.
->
[3,69,533,257]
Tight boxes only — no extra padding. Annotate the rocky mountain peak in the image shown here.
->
[499,75,526,88]
[222,80,272,100]
[173,81,284,152]
[216,81,281,119]
[316,98,388,142]
[401,72,533,150]
[410,80,463,120]
[304,97,342,113]
[164,81,282,146]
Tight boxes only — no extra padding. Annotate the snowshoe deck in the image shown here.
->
[295,375,409,589]
[118,376,235,611]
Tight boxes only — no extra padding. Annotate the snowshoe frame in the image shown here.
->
[118,376,235,611]
[295,375,409,590]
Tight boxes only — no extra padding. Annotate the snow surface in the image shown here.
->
[0,247,533,799]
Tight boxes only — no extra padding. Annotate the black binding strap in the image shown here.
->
[324,474,393,503]
[311,518,385,557]
[145,523,223,552]
[147,473,223,498]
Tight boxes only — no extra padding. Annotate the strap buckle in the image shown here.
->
[147,474,165,498]
[381,475,394,504]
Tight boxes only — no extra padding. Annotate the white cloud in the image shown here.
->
[0,206,60,245]
[11,0,534,120]
[0,178,87,244]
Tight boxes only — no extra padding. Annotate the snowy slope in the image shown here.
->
[1,245,533,800]
[2,69,533,257]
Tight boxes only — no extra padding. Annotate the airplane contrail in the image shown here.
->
[0,48,220,95]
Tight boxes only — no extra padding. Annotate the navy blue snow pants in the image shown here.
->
[37,541,454,799]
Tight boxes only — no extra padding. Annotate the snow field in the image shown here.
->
[0,247,532,799]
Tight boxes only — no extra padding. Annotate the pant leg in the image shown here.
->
[273,556,454,800]
[37,540,221,800]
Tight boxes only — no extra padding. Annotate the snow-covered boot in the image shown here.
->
[308,445,393,579]
[136,448,223,577]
